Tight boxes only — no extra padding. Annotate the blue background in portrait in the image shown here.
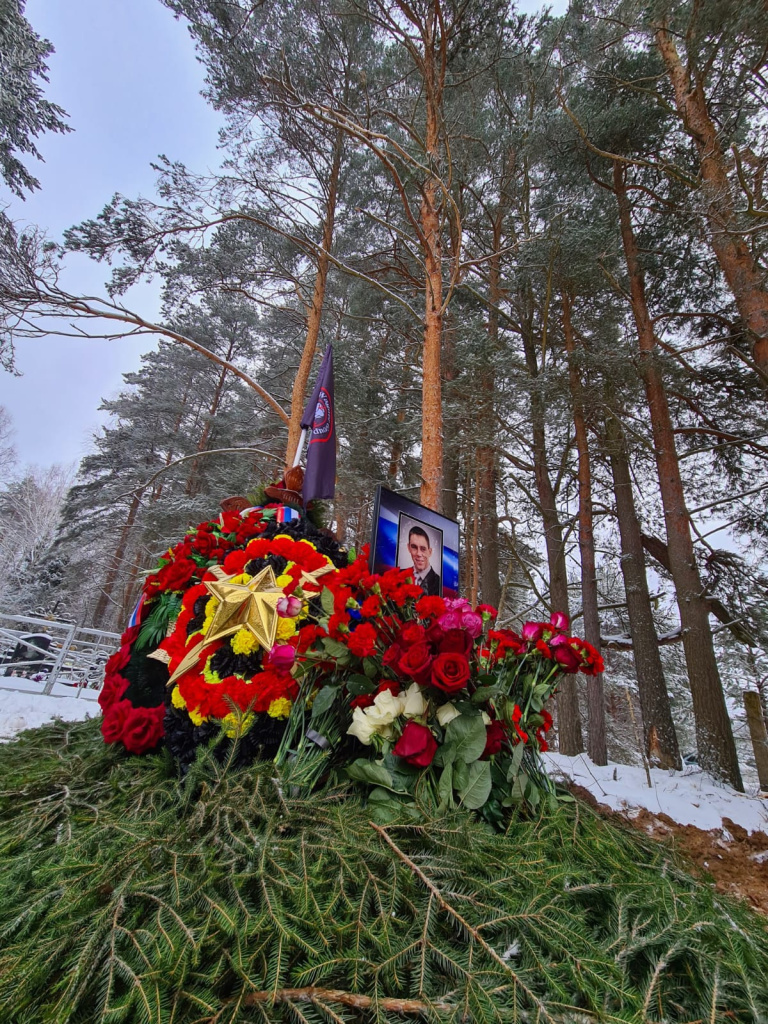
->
[371,487,460,597]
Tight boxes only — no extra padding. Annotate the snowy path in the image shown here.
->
[0,679,98,738]
[544,751,768,835]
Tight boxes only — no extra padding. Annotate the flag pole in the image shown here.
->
[292,428,308,468]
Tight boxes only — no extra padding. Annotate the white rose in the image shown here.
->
[366,688,406,729]
[347,707,376,745]
[402,682,427,719]
[437,702,461,727]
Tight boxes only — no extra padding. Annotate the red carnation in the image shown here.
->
[430,652,471,693]
[360,595,382,618]
[193,532,219,558]
[348,622,378,658]
[376,679,400,697]
[121,705,165,755]
[397,621,426,648]
[477,604,498,619]
[398,642,434,684]
[416,594,447,620]
[350,693,375,710]
[392,721,438,767]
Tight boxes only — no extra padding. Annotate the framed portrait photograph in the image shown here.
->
[369,486,460,598]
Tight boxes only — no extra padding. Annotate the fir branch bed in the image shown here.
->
[1,717,767,1024]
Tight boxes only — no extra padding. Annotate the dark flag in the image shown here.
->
[301,345,336,504]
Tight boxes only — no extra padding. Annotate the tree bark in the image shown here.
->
[743,691,768,792]
[419,20,444,513]
[285,127,344,465]
[563,291,606,764]
[477,206,503,607]
[605,403,682,770]
[655,25,768,388]
[92,490,143,629]
[522,321,583,755]
[614,160,742,790]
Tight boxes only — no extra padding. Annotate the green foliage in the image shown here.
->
[1,718,767,1023]
[136,592,182,650]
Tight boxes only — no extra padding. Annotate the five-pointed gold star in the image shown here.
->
[203,565,283,648]
[295,560,336,592]
[167,566,284,685]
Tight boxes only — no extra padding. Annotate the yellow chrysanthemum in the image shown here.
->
[268,697,292,719]
[273,533,292,542]
[276,574,292,588]
[189,708,206,726]
[171,685,186,709]
[203,658,222,686]
[201,596,218,635]
[231,628,258,655]
[276,617,297,641]
[230,572,252,585]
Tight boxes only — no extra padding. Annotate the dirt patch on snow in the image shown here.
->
[570,784,768,916]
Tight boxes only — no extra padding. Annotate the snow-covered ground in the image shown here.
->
[544,751,768,836]
[0,679,97,738]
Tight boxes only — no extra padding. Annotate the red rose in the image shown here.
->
[101,698,133,744]
[397,621,426,648]
[153,557,197,592]
[105,645,131,675]
[481,720,507,760]
[348,623,378,658]
[376,679,400,697]
[382,642,403,668]
[430,652,470,693]
[350,693,375,710]
[392,721,437,767]
[438,628,473,656]
[121,705,165,755]
[98,672,128,711]
[553,644,581,672]
[398,642,434,684]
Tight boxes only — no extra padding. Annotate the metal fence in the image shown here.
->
[0,613,119,696]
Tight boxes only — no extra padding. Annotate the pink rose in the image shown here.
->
[269,644,296,670]
[521,621,545,643]
[550,611,569,632]
[277,595,302,618]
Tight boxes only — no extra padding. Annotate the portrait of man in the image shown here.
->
[370,486,458,599]
[399,521,442,596]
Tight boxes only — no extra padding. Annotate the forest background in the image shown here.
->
[1,0,767,792]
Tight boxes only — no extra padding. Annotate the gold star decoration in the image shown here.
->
[168,566,284,685]
[295,560,336,593]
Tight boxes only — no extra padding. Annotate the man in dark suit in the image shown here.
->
[406,525,441,596]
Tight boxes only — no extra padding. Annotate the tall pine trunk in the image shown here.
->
[614,161,742,790]
[477,207,504,607]
[563,291,606,764]
[604,399,682,770]
[419,16,444,513]
[285,127,344,465]
[93,490,143,628]
[522,320,583,755]
[655,26,768,388]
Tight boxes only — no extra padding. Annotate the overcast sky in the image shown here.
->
[1,0,567,472]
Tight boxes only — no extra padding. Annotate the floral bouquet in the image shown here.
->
[284,553,603,822]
